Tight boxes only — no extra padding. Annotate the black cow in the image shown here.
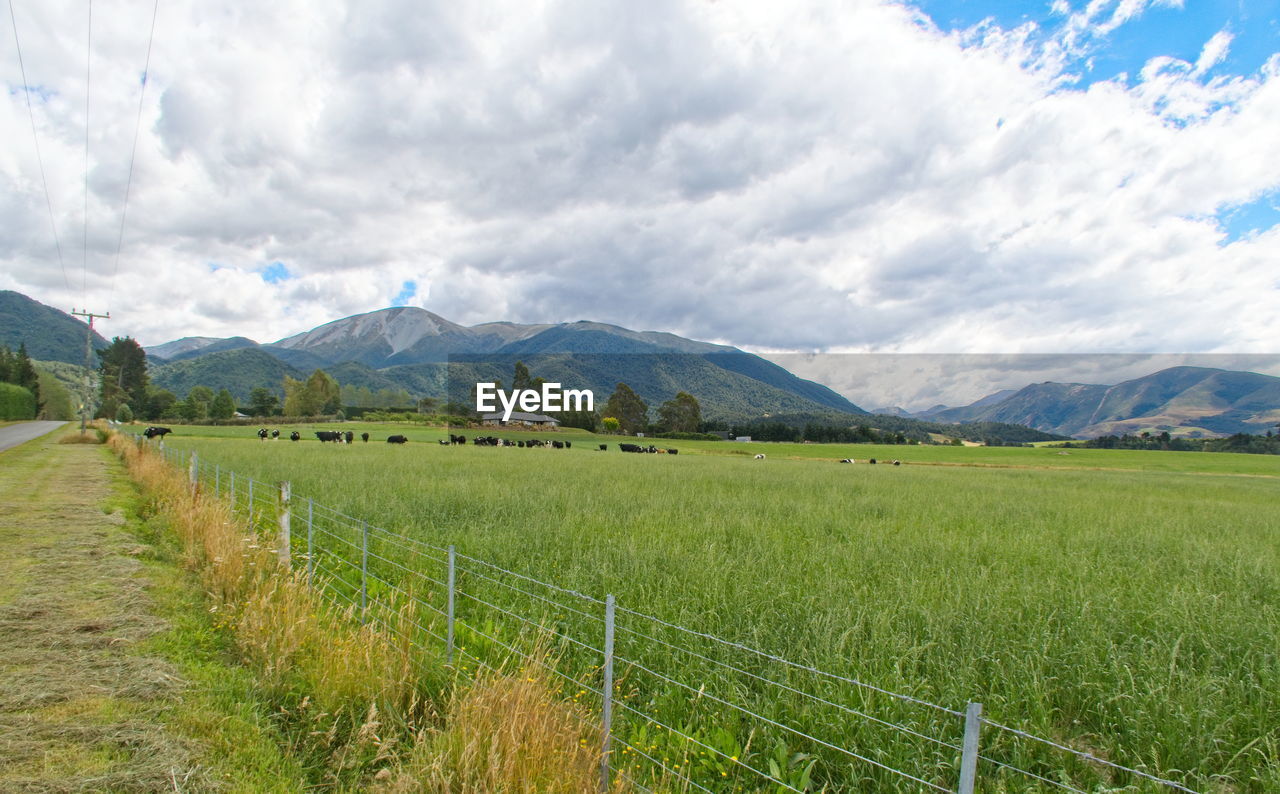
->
[316,431,342,443]
[599,444,608,451]
[565,441,572,449]
[290,431,301,442]
[387,435,408,444]
[619,443,641,453]
[551,440,564,449]
[344,431,354,444]
[361,432,369,443]
[258,428,269,441]
[667,448,678,455]
[143,426,172,439]
[868,458,877,465]
[450,434,466,445]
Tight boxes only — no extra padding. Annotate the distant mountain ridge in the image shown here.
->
[911,367,1280,438]
[142,305,865,419]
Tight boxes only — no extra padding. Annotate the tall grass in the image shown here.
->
[109,434,607,791]
[150,425,1280,791]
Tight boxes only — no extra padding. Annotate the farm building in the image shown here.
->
[481,411,561,428]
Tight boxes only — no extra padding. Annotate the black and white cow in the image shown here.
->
[143,426,172,439]
[290,431,301,442]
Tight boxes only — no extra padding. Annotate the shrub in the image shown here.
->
[0,382,36,420]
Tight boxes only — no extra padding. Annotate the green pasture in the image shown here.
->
[140,422,1279,791]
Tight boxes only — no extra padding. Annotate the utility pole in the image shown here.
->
[71,308,108,433]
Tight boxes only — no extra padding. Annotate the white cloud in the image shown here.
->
[0,0,1275,366]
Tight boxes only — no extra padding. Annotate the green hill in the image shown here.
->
[0,291,109,365]
[150,348,304,403]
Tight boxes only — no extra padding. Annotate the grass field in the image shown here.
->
[144,422,1280,791]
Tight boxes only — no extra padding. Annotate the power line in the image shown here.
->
[82,0,93,299]
[7,0,71,291]
[108,0,159,312]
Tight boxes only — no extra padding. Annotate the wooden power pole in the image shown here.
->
[71,308,109,433]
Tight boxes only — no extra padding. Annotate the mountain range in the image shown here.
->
[142,306,868,420]
[897,367,1280,438]
[5,288,1276,439]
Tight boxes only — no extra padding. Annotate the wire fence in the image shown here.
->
[139,435,1204,793]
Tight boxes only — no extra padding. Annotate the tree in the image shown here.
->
[249,387,280,417]
[603,383,648,435]
[601,416,621,434]
[512,361,532,391]
[35,368,73,420]
[180,385,214,422]
[144,386,179,421]
[115,403,134,423]
[9,343,41,410]
[284,370,341,417]
[657,391,701,433]
[210,389,237,420]
[417,396,439,414]
[95,337,148,419]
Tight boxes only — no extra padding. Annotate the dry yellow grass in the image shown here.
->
[110,433,611,791]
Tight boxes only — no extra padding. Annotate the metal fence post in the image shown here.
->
[601,593,616,792]
[446,545,456,664]
[247,478,254,526]
[278,482,291,570]
[958,702,982,794]
[360,520,369,617]
[214,463,220,498]
[306,498,315,585]
[188,451,198,494]
[229,471,236,514]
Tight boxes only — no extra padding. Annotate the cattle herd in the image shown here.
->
[143,426,901,467]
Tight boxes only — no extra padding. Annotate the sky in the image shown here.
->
[2,0,1278,405]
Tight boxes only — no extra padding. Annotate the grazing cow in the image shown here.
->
[258,428,269,441]
[839,459,853,464]
[754,454,766,460]
[344,431,354,444]
[387,435,408,444]
[271,429,280,440]
[143,426,172,439]
[450,434,466,445]
[565,441,572,449]
[315,431,342,443]
[361,432,370,443]
[868,458,877,465]
[552,440,564,449]
[892,460,901,466]
[599,444,608,451]
[667,448,678,455]
[290,431,301,442]
[517,441,526,448]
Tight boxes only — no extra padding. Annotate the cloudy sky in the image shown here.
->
[2,0,1278,395]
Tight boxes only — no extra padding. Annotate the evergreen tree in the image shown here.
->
[95,337,147,419]
[512,360,532,391]
[604,383,648,434]
[14,343,40,408]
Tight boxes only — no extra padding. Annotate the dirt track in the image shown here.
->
[0,430,197,791]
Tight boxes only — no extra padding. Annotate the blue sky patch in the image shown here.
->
[1215,191,1280,244]
[910,0,1280,88]
[260,261,292,283]
[392,280,417,305]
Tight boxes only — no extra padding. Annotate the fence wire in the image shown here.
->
[137,434,1206,794]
